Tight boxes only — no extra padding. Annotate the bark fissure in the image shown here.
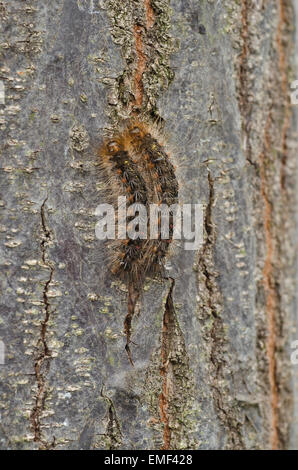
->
[197,174,244,449]
[145,279,196,450]
[238,0,252,165]
[30,198,55,450]
[100,388,123,450]
[105,0,175,120]
[159,277,175,450]
[124,283,140,366]
[239,0,250,116]
[133,0,155,109]
[133,23,147,109]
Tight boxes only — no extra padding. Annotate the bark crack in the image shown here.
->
[238,0,253,165]
[100,387,123,450]
[105,0,175,120]
[196,174,244,449]
[133,0,155,109]
[159,277,175,450]
[145,279,195,449]
[30,197,55,450]
[124,282,140,366]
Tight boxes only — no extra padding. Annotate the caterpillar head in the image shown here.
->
[127,122,147,141]
[99,138,123,162]
[106,140,121,155]
[102,139,130,166]
[129,125,142,136]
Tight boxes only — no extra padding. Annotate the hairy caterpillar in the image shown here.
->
[125,120,179,274]
[98,135,149,285]
[98,120,179,365]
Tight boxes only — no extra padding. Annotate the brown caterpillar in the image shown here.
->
[99,120,179,365]
[125,120,179,274]
[98,135,149,285]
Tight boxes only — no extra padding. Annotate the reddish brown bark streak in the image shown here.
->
[276,0,290,190]
[260,113,279,450]
[133,25,147,108]
[133,1,155,108]
[238,0,289,448]
[145,0,155,29]
[132,3,172,449]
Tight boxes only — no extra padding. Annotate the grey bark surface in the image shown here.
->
[0,0,297,450]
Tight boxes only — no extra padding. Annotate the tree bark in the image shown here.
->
[0,0,296,450]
